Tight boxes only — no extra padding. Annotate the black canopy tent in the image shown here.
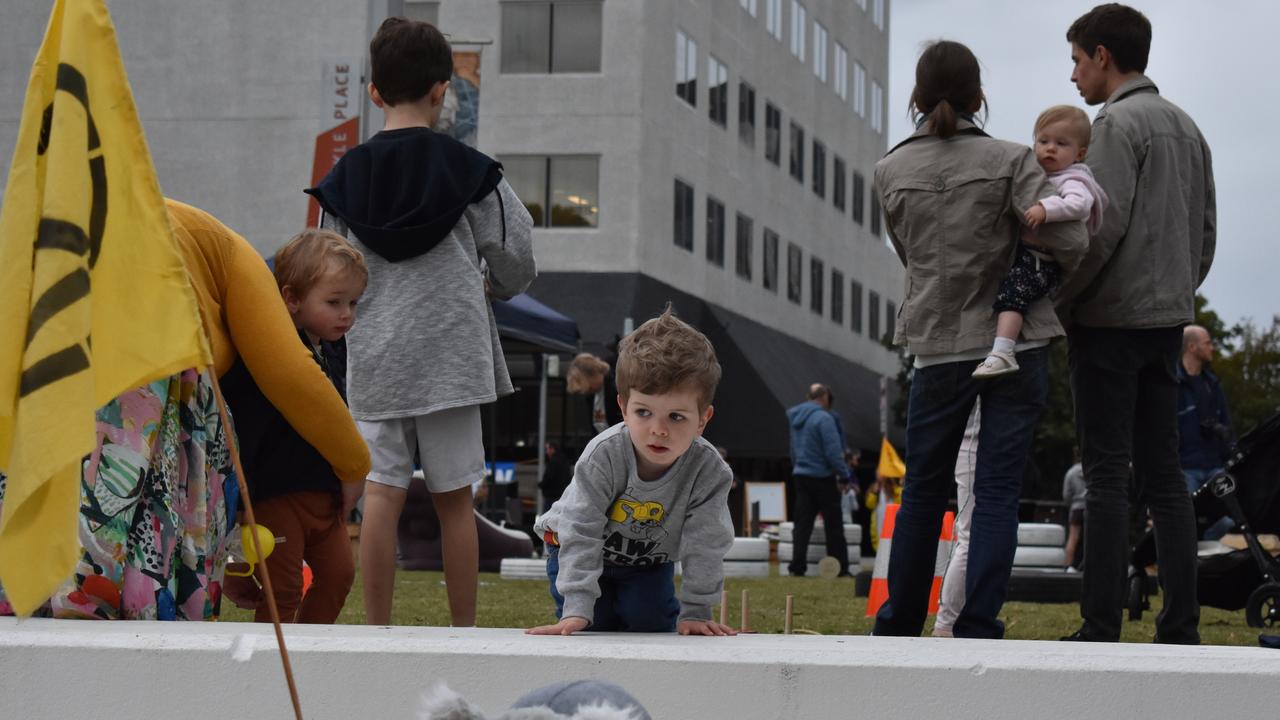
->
[491,293,580,511]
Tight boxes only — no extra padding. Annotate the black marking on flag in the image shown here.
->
[20,62,109,398]
[19,345,90,397]
[24,269,89,347]
[33,218,90,255]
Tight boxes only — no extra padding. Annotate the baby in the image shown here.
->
[974,105,1108,377]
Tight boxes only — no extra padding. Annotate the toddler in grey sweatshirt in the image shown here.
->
[528,309,736,636]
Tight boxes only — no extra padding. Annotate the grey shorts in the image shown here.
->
[358,405,484,494]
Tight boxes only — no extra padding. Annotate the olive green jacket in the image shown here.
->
[1055,76,1216,329]
[875,120,1089,356]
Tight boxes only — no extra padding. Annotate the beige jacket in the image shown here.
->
[1055,76,1216,328]
[875,120,1089,356]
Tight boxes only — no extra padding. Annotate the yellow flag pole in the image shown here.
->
[208,368,304,720]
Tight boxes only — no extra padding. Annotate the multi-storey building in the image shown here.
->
[0,0,899,461]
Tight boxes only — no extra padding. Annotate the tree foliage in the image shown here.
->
[1208,310,1280,436]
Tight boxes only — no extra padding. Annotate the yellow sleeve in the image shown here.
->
[222,232,370,484]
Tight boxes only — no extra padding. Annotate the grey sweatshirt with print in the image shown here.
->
[534,423,735,625]
[324,179,535,419]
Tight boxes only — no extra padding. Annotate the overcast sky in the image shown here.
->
[887,0,1270,330]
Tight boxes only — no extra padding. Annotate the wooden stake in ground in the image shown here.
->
[719,590,728,626]
[210,371,304,720]
[740,588,750,632]
[784,594,794,634]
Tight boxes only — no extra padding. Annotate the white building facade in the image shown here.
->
[0,0,900,457]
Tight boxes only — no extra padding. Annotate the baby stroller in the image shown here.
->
[1128,411,1280,628]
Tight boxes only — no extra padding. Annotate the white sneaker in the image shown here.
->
[972,351,1019,378]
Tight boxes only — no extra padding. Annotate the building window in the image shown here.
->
[833,42,848,100]
[674,178,694,251]
[850,280,863,333]
[739,80,756,147]
[833,156,847,212]
[812,140,826,198]
[870,189,882,237]
[790,1,806,61]
[765,102,782,165]
[708,55,729,127]
[735,213,753,280]
[871,80,884,133]
[885,300,897,343]
[763,228,779,292]
[831,269,844,324]
[766,0,783,41]
[852,171,865,225]
[873,0,885,31]
[810,257,824,314]
[787,242,803,304]
[500,154,599,228]
[500,1,602,74]
[706,195,726,267]
[740,0,758,16]
[869,290,881,342]
[853,62,867,117]
[404,1,439,25]
[789,121,805,182]
[675,30,698,107]
[812,21,827,82]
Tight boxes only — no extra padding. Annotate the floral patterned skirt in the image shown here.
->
[0,368,238,619]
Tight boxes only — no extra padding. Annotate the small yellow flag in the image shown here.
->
[877,436,906,479]
[0,0,211,615]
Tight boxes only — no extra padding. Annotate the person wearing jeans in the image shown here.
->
[870,40,1086,639]
[1057,5,1214,644]
[1068,328,1201,642]
[544,545,680,632]
[879,350,1049,638]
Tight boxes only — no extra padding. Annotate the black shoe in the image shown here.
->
[787,570,806,577]
[1060,628,1112,642]
[1153,633,1201,645]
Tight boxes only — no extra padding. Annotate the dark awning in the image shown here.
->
[492,293,580,354]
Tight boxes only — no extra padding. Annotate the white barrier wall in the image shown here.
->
[2,617,1278,718]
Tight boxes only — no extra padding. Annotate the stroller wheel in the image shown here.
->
[1246,583,1280,629]
[1126,571,1148,621]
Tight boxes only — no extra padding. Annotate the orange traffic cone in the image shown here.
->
[866,504,955,617]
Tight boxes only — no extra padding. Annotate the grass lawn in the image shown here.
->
[221,566,1261,646]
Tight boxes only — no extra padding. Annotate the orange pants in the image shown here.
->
[251,490,354,624]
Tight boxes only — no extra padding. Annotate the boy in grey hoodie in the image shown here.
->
[307,17,535,627]
[529,309,736,635]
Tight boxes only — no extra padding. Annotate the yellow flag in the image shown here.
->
[0,0,211,615]
[877,436,906,479]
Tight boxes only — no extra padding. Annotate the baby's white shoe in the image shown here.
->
[972,351,1019,378]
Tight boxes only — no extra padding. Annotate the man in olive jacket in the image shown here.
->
[1057,4,1215,645]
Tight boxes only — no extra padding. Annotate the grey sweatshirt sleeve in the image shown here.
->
[470,179,536,299]
[676,462,735,622]
[547,456,622,625]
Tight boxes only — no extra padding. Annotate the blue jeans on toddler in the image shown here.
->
[545,545,680,631]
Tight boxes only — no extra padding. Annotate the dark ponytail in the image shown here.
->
[909,40,984,140]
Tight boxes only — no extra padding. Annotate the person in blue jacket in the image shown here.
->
[786,384,852,576]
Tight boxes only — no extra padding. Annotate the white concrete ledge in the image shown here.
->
[2,617,1278,718]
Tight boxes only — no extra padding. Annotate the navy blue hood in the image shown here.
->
[305,127,503,262]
